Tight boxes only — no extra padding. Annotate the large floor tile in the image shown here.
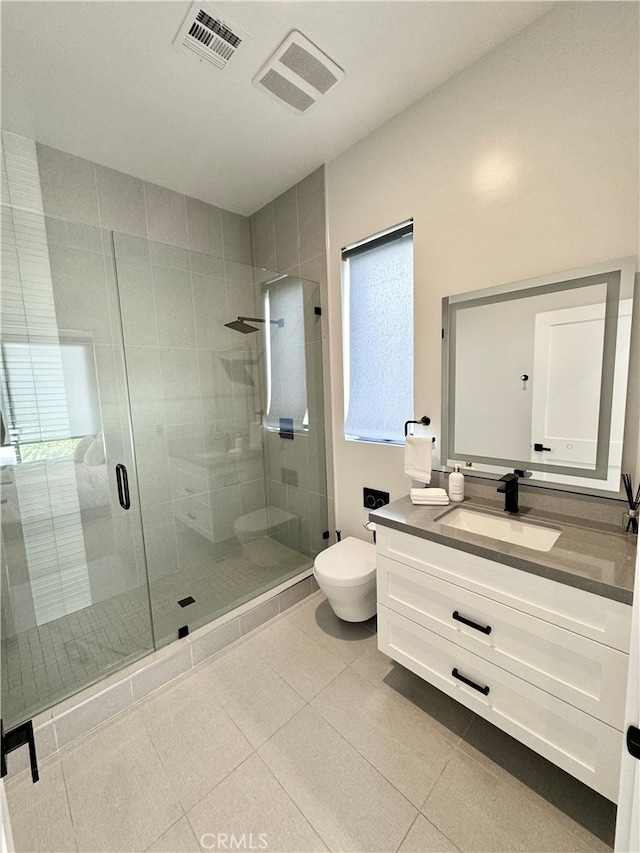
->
[61,710,183,852]
[188,753,327,853]
[245,616,347,700]
[398,814,460,853]
[351,646,474,742]
[146,816,201,852]
[137,669,253,811]
[287,595,377,664]
[459,716,615,850]
[311,668,456,806]
[5,757,77,853]
[259,705,417,852]
[422,751,600,852]
[197,643,305,747]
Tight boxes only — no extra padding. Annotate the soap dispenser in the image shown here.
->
[448,466,464,502]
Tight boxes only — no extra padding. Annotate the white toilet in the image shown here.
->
[234,506,298,546]
[313,536,377,622]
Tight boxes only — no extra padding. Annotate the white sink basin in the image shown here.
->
[438,506,561,552]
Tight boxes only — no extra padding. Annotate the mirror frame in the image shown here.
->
[441,257,636,492]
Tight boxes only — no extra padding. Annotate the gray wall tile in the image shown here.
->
[96,164,147,238]
[191,619,241,665]
[249,165,330,547]
[239,598,279,636]
[221,209,251,264]
[274,187,299,271]
[149,240,190,270]
[144,183,189,248]
[297,167,325,263]
[49,243,112,344]
[45,216,104,254]
[124,346,164,430]
[152,265,196,347]
[55,679,133,748]
[251,202,275,270]
[113,232,150,262]
[131,644,192,702]
[186,196,224,256]
[192,272,230,350]
[159,346,202,426]
[278,577,313,613]
[134,430,171,509]
[115,256,157,346]
[36,143,99,225]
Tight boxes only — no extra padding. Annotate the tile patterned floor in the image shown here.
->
[5,592,616,853]
[1,537,310,726]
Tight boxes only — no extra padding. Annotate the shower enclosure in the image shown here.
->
[0,209,328,731]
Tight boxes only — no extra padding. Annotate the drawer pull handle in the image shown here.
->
[452,610,492,635]
[187,513,196,520]
[452,667,490,696]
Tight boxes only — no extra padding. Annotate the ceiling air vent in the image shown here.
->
[253,30,344,114]
[174,2,249,70]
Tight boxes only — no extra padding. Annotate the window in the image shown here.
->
[342,221,413,444]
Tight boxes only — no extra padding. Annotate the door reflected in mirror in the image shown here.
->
[442,257,636,493]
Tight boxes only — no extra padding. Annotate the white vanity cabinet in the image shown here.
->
[376,525,632,802]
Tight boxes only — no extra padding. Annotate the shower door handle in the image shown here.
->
[115,463,131,510]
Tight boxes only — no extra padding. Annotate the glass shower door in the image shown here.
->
[0,210,154,729]
[113,236,328,648]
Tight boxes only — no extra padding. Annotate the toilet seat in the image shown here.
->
[314,537,376,586]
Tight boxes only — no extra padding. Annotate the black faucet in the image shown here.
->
[497,472,519,514]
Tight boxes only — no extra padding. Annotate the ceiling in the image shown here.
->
[1,1,554,216]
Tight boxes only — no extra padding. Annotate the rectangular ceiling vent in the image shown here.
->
[174,2,249,70]
[253,30,344,114]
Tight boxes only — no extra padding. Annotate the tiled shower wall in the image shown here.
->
[35,143,252,262]
[31,143,265,617]
[250,169,336,542]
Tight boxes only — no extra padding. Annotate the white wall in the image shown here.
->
[325,2,639,537]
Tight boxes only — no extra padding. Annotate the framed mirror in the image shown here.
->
[441,257,636,493]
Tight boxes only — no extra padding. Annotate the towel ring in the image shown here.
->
[404,416,435,443]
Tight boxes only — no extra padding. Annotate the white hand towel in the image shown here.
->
[410,488,447,500]
[404,435,432,483]
[410,487,449,506]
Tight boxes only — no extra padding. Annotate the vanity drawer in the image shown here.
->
[376,527,631,652]
[377,604,623,802]
[172,494,212,538]
[170,458,208,500]
[378,555,628,728]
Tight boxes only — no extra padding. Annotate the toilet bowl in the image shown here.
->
[313,536,377,622]
[234,506,298,545]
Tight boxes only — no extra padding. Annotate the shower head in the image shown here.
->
[225,316,284,334]
[225,318,260,334]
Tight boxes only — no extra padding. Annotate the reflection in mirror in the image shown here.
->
[442,257,636,493]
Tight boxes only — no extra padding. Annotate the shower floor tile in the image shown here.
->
[5,593,616,853]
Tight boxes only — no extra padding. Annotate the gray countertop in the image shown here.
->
[370,495,637,605]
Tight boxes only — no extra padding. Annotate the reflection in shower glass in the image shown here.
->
[114,238,328,649]
[1,180,154,727]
